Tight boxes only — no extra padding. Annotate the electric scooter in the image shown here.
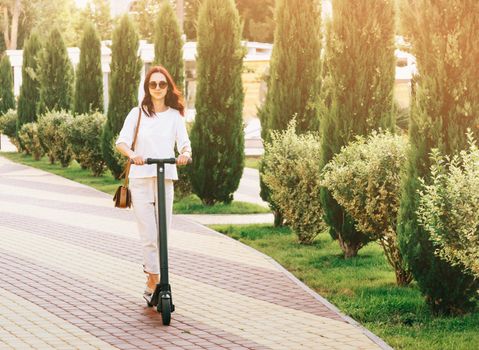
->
[136,157,191,325]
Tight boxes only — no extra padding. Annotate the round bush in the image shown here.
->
[37,110,74,167]
[262,119,324,244]
[417,133,479,280]
[18,122,43,160]
[68,112,107,176]
[321,131,412,285]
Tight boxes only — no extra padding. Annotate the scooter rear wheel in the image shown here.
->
[158,298,171,325]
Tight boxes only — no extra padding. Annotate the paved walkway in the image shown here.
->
[0,155,392,350]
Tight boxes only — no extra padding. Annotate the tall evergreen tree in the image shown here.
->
[397,0,479,314]
[36,28,74,115]
[153,1,184,91]
[184,0,201,40]
[190,0,245,205]
[17,32,42,129]
[101,15,142,180]
[0,54,15,114]
[259,0,322,226]
[74,22,103,115]
[319,0,396,258]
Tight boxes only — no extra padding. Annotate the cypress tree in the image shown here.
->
[74,22,103,115]
[0,55,15,115]
[36,28,74,115]
[17,32,42,129]
[258,0,322,226]
[101,15,142,180]
[153,1,184,91]
[319,0,396,258]
[190,0,245,205]
[397,0,479,314]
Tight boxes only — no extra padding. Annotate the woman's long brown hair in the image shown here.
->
[141,65,185,117]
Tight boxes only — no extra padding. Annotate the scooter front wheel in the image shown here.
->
[158,298,171,325]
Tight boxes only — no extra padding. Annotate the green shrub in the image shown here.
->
[259,0,322,227]
[0,109,18,138]
[322,131,412,285]
[67,112,107,176]
[18,122,43,160]
[101,15,141,179]
[417,133,479,280]
[17,32,42,129]
[37,110,73,166]
[0,55,15,115]
[262,119,324,244]
[175,121,193,199]
[74,22,103,115]
[37,28,74,115]
[319,0,396,258]
[190,0,245,205]
[397,0,479,315]
[153,1,184,91]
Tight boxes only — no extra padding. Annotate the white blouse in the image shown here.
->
[115,107,191,180]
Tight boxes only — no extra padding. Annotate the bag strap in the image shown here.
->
[122,107,142,186]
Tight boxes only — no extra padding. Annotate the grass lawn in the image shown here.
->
[1,152,269,215]
[210,224,479,350]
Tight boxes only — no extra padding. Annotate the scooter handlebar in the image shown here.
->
[130,157,192,165]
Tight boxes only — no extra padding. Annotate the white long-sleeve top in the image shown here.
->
[115,106,191,180]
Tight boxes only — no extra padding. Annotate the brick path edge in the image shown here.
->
[186,219,394,350]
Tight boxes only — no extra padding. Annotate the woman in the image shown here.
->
[115,66,191,301]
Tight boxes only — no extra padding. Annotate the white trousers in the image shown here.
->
[129,177,174,275]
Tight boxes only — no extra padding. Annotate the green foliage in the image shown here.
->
[262,119,324,244]
[37,28,74,115]
[67,112,107,176]
[26,0,79,47]
[259,0,322,225]
[175,121,194,199]
[17,32,42,130]
[37,110,74,166]
[0,109,18,138]
[190,0,245,205]
[153,1,184,91]
[417,133,479,280]
[17,122,43,160]
[185,0,275,42]
[78,0,112,40]
[236,0,274,43]
[319,0,396,258]
[322,131,412,285]
[101,15,142,180]
[184,0,201,40]
[260,0,321,135]
[397,0,479,315]
[129,0,164,41]
[74,22,103,115]
[0,55,15,114]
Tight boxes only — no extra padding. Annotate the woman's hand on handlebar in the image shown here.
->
[130,154,145,165]
[177,154,191,166]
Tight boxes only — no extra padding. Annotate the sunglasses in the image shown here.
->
[148,81,168,89]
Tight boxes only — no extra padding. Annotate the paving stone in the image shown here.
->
[0,156,391,350]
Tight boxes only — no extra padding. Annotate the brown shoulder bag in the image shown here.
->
[113,108,142,208]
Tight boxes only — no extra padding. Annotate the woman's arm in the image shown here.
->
[116,142,145,165]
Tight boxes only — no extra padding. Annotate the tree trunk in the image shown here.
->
[2,6,10,49]
[176,0,184,33]
[273,209,283,227]
[337,233,361,258]
[2,0,21,50]
[10,0,20,50]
